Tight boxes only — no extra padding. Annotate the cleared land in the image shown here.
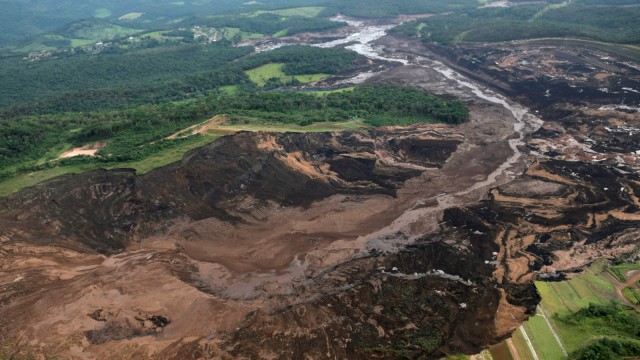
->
[118,12,144,21]
[607,263,640,282]
[245,63,328,86]
[249,7,325,18]
[501,260,640,359]
[0,117,367,197]
[522,309,565,360]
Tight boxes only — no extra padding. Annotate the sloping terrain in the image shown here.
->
[0,68,544,357]
[2,15,640,359]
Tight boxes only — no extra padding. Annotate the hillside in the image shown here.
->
[1,1,640,359]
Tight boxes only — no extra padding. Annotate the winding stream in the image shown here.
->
[232,18,546,283]
[306,18,543,231]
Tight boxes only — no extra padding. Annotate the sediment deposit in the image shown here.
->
[2,17,640,359]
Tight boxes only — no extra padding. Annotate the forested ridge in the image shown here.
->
[181,13,343,37]
[392,2,640,44]
[0,85,468,180]
[0,45,356,117]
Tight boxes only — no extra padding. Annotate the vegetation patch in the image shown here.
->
[0,85,466,195]
[241,45,358,76]
[209,86,468,126]
[523,310,565,360]
[570,338,640,360]
[510,327,536,360]
[308,87,356,96]
[393,3,640,44]
[70,38,97,47]
[0,45,355,117]
[523,261,640,360]
[93,8,112,18]
[181,13,344,39]
[55,18,141,41]
[245,63,327,86]
[272,29,288,37]
[246,63,289,85]
[118,12,144,21]
[622,287,640,305]
[250,6,325,18]
[112,134,218,174]
[320,0,478,18]
[607,262,640,282]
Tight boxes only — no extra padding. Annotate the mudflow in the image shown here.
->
[2,18,640,359]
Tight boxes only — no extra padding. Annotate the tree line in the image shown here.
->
[392,3,640,45]
[0,85,468,179]
[0,45,357,117]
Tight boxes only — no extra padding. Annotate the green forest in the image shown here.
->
[320,0,480,18]
[0,45,356,117]
[208,86,467,126]
[182,13,343,37]
[393,3,640,44]
[0,85,468,184]
[561,303,640,360]
[1,0,636,192]
[0,0,324,47]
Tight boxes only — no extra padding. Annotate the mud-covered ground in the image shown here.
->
[2,23,640,359]
[414,38,640,168]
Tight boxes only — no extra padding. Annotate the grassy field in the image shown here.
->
[536,262,616,315]
[536,274,612,353]
[506,260,640,359]
[219,85,239,94]
[273,29,288,37]
[0,164,100,196]
[622,287,640,305]
[63,23,141,41]
[0,136,218,196]
[241,31,264,40]
[249,7,325,18]
[607,262,640,282]
[510,328,535,360]
[245,63,328,86]
[0,118,367,196]
[218,27,263,41]
[293,73,328,83]
[308,87,356,96]
[119,12,144,21]
[246,63,287,85]
[523,310,565,360]
[93,8,113,18]
[111,135,218,174]
[530,1,571,21]
[70,38,97,47]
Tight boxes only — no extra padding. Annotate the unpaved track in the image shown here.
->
[538,305,568,358]
[506,338,523,360]
[607,270,640,310]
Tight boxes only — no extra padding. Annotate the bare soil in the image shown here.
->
[2,32,640,360]
[57,141,106,159]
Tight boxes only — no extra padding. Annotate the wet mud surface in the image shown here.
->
[2,18,640,359]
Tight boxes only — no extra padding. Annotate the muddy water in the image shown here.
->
[430,64,543,195]
[311,18,543,229]
[319,20,541,200]
[316,17,407,65]
[218,18,545,295]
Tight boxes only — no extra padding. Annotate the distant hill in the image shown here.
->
[0,0,320,47]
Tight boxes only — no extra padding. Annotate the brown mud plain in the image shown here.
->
[1,20,640,359]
